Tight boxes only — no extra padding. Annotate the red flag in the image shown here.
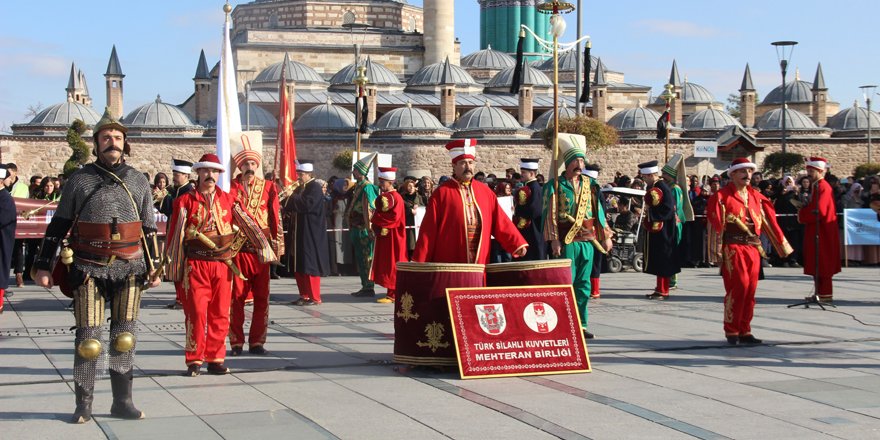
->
[274,58,298,187]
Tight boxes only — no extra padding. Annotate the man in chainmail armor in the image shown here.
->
[34,108,161,424]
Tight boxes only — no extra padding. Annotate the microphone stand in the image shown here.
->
[788,186,835,309]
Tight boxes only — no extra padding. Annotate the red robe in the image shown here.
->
[413,179,527,264]
[168,188,239,366]
[370,190,407,289]
[228,175,282,348]
[798,178,841,277]
[230,175,284,257]
[708,183,793,336]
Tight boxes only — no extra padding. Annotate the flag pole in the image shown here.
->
[659,83,675,163]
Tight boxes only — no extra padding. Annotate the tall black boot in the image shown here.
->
[109,370,144,420]
[71,384,94,424]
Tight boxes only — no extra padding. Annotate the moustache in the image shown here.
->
[102,147,123,153]
[244,170,255,176]
[203,178,216,183]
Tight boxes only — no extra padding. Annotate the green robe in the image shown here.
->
[542,174,607,329]
[347,179,379,289]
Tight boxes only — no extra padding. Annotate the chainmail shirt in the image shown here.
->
[54,162,156,280]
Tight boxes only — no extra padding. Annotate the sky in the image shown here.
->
[2,0,879,132]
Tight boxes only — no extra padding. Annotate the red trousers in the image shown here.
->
[0,288,4,312]
[294,273,321,303]
[174,281,185,304]
[655,276,670,295]
[230,252,270,348]
[184,259,232,366]
[721,244,760,336]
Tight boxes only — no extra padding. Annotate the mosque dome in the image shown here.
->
[461,45,516,70]
[530,103,578,130]
[683,108,741,130]
[825,102,880,131]
[538,50,599,72]
[371,103,452,138]
[652,81,716,105]
[756,108,818,130]
[607,106,662,131]
[294,99,356,131]
[123,96,199,128]
[453,102,522,130]
[329,58,401,87]
[682,82,716,103]
[239,103,277,129]
[373,103,446,130]
[407,60,479,87]
[762,80,814,105]
[28,100,101,126]
[253,58,327,88]
[486,64,552,89]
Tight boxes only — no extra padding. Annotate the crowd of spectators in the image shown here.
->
[5,160,880,288]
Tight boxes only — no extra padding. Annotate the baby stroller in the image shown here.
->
[601,187,645,273]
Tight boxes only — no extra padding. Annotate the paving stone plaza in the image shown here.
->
[1,267,879,439]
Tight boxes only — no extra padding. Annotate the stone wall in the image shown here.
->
[3,133,874,187]
[233,1,424,32]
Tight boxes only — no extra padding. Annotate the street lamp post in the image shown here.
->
[772,40,797,172]
[860,85,877,163]
[353,65,369,157]
[238,68,257,130]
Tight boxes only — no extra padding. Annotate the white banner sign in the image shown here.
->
[694,141,718,158]
[844,209,880,245]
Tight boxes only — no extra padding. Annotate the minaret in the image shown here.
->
[423,0,455,65]
[518,85,533,126]
[193,49,212,125]
[65,62,87,105]
[668,60,683,127]
[439,57,457,125]
[104,45,125,117]
[739,63,756,128]
[812,62,828,127]
[78,69,92,106]
[593,58,608,122]
[364,58,379,125]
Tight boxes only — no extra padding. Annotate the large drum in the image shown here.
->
[394,262,485,366]
[485,259,573,287]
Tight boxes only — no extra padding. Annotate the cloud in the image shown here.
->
[168,7,226,28]
[4,53,70,78]
[633,20,722,38]
[0,35,60,52]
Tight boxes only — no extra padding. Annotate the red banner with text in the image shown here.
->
[447,285,590,379]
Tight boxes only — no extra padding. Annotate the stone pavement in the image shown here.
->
[1,266,879,439]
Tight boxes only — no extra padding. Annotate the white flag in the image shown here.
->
[216,13,242,191]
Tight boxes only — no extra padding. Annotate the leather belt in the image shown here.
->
[185,233,235,261]
[71,221,143,259]
[559,218,596,243]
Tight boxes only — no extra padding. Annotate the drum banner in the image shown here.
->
[447,285,590,379]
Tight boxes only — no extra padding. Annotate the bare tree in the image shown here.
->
[25,102,44,119]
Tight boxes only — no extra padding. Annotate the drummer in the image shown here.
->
[542,134,612,339]
[412,139,527,264]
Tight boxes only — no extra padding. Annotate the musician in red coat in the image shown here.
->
[370,166,407,304]
[227,148,283,356]
[166,154,275,376]
[413,139,528,264]
[797,157,841,303]
[708,158,793,345]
